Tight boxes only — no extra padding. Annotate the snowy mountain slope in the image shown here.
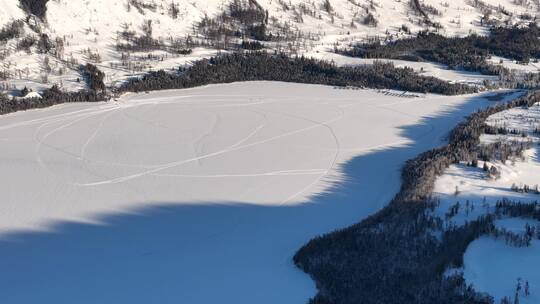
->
[0,0,25,26]
[0,0,538,93]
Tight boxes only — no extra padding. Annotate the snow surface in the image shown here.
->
[485,102,540,135]
[0,81,514,303]
[464,233,540,304]
[433,148,540,227]
[488,56,540,74]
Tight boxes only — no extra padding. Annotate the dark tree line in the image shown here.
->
[0,85,105,115]
[241,40,264,50]
[294,91,540,304]
[126,0,157,14]
[491,200,540,247]
[339,24,540,74]
[197,0,270,46]
[81,63,106,93]
[1,52,473,116]
[119,52,475,95]
[19,0,49,19]
[0,20,24,42]
[115,22,193,54]
[495,200,540,221]
[0,63,107,115]
[16,35,36,53]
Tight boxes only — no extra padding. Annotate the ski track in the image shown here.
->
[21,90,433,194]
[262,107,344,205]
[34,108,119,177]
[151,169,329,178]
[80,109,116,161]
[193,111,220,167]
[72,107,347,187]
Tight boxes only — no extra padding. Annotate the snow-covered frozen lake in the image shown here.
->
[0,82,519,303]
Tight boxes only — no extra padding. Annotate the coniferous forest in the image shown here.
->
[119,51,474,95]
[1,51,473,115]
[0,85,105,115]
[339,23,540,75]
[19,0,49,19]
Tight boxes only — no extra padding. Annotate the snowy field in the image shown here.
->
[307,51,499,85]
[463,220,540,304]
[433,102,540,304]
[0,82,521,303]
[433,148,540,227]
[488,56,540,74]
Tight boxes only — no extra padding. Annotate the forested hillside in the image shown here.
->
[0,0,538,94]
[119,52,474,95]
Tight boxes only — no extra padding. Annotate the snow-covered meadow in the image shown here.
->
[307,51,500,85]
[0,81,516,303]
[463,219,540,304]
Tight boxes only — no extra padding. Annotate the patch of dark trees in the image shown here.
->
[37,33,53,54]
[510,183,540,195]
[116,35,162,53]
[0,85,105,115]
[339,24,540,75]
[409,0,442,28]
[197,0,270,46]
[294,90,540,304]
[118,52,474,95]
[19,0,49,19]
[445,197,538,247]
[80,63,106,93]
[495,200,540,222]
[16,35,36,53]
[0,64,107,115]
[115,21,193,54]
[127,0,157,14]
[0,20,24,42]
[241,40,264,50]
[484,124,534,141]
[486,200,540,247]
[174,48,193,55]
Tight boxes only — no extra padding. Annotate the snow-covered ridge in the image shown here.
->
[0,0,538,94]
